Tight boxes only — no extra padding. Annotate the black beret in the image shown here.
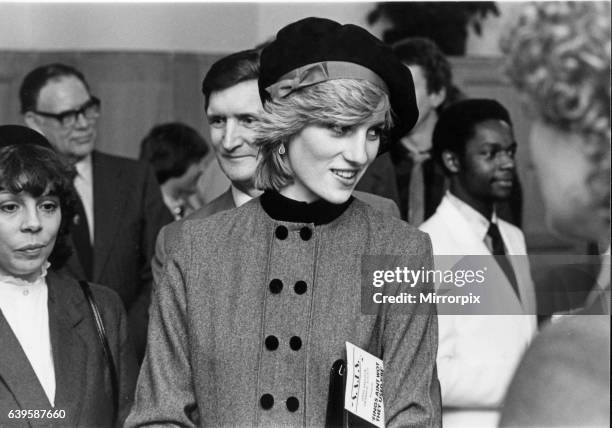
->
[259,17,418,142]
[0,125,53,150]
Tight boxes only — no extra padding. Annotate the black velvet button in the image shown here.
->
[275,225,288,240]
[269,279,283,294]
[299,227,312,241]
[289,336,302,351]
[260,394,274,410]
[265,335,279,350]
[286,396,299,412]
[294,281,307,295]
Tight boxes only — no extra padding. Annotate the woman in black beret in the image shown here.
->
[0,125,137,427]
[129,18,441,427]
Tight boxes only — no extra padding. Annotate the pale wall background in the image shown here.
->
[2,2,589,262]
[0,2,520,55]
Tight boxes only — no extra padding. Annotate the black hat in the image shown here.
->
[0,125,53,150]
[259,17,418,142]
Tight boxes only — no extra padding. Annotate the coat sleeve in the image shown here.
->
[129,164,174,359]
[151,224,169,292]
[384,232,442,427]
[125,222,199,427]
[386,198,401,219]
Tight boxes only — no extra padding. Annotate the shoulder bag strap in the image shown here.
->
[79,280,118,425]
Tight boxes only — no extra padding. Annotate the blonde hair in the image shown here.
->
[501,2,610,150]
[502,2,610,221]
[253,79,392,191]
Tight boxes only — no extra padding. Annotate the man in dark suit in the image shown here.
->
[20,63,173,359]
[153,49,400,283]
[357,38,522,227]
[356,38,451,224]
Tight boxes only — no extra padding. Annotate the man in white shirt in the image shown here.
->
[420,98,537,427]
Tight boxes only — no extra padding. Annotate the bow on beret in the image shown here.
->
[0,125,53,150]
[259,17,419,142]
[265,61,389,99]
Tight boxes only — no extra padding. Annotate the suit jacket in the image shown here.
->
[129,196,441,427]
[63,150,173,358]
[420,195,537,427]
[152,188,400,288]
[0,271,137,427]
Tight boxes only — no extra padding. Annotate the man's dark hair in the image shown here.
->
[0,144,78,269]
[19,63,90,114]
[432,98,513,174]
[139,122,209,185]
[201,49,261,109]
[392,37,452,97]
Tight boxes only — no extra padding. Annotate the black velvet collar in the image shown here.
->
[260,190,354,225]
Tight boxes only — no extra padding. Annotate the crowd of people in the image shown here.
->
[0,3,609,427]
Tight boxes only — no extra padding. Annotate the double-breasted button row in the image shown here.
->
[300,227,312,241]
[294,280,307,295]
[265,335,279,350]
[264,335,302,351]
[259,394,300,412]
[269,279,283,294]
[268,279,308,295]
[274,225,312,241]
[289,336,302,350]
[275,226,288,240]
[260,393,274,410]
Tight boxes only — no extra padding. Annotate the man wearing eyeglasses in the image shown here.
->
[20,63,173,361]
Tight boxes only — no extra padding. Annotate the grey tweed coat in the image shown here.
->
[127,196,441,427]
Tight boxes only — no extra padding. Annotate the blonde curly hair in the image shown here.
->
[501,2,610,150]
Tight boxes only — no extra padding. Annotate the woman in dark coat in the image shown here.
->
[129,18,441,427]
[0,125,137,427]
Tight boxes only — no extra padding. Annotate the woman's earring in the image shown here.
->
[278,145,286,155]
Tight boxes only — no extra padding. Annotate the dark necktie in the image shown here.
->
[487,222,521,301]
[72,195,93,280]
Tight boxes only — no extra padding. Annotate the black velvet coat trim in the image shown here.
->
[260,190,354,225]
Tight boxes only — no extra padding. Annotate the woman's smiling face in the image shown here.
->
[280,111,386,204]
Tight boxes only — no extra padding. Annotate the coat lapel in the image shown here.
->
[47,273,88,425]
[218,189,236,210]
[91,151,126,282]
[0,312,51,412]
[434,197,526,313]
[62,237,87,281]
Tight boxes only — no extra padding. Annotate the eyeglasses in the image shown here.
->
[32,96,101,127]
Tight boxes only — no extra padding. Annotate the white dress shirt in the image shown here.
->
[420,191,537,428]
[231,185,256,208]
[446,191,503,252]
[74,155,94,243]
[0,264,56,406]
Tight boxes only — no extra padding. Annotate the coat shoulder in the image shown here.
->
[353,190,399,217]
[48,270,125,315]
[159,191,232,255]
[350,199,431,252]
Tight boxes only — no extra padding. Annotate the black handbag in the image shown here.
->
[79,281,119,424]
